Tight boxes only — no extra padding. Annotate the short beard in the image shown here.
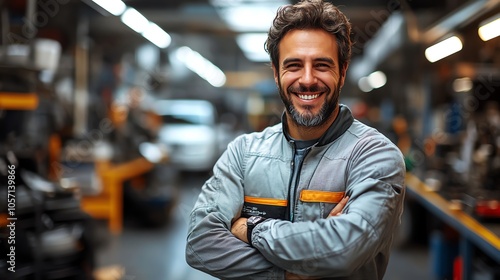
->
[279,84,340,127]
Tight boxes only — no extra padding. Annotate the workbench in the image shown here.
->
[405,173,500,279]
[80,157,154,234]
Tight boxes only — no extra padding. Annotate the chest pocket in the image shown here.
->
[299,190,346,220]
[297,153,348,221]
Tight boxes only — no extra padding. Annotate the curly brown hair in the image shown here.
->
[265,0,352,72]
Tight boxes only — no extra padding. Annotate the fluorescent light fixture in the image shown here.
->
[236,33,269,62]
[142,23,171,49]
[121,8,149,33]
[453,77,473,92]
[367,71,387,89]
[358,71,386,92]
[213,1,287,32]
[478,14,500,41]
[90,1,171,50]
[358,77,373,92]
[212,1,286,59]
[220,6,277,32]
[136,44,159,70]
[211,0,280,5]
[175,46,226,87]
[92,0,126,16]
[425,36,463,63]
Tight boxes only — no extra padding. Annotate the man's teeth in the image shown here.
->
[298,94,319,100]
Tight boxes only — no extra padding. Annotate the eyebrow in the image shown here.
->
[315,57,335,65]
[282,57,336,66]
[282,58,301,65]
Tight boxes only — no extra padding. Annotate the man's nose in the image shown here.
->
[299,66,317,86]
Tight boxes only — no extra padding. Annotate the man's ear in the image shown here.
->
[272,64,279,85]
[339,64,348,88]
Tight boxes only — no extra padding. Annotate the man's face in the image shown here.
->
[273,29,346,127]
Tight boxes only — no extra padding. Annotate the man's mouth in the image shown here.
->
[297,93,320,100]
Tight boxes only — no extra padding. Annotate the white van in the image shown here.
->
[154,99,221,172]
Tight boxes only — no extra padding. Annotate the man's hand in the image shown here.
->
[231,196,348,243]
[231,217,249,243]
[328,196,349,217]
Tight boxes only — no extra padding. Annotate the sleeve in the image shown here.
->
[250,134,406,278]
[185,135,285,280]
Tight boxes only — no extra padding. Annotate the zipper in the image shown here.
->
[286,141,317,222]
[285,140,295,221]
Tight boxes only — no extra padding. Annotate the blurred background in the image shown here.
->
[0,0,499,279]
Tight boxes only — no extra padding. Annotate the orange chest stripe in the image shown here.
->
[300,190,345,203]
[244,196,288,206]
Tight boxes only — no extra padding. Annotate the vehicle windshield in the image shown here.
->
[155,99,216,126]
[162,114,209,125]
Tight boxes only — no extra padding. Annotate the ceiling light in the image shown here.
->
[236,33,269,62]
[367,71,387,89]
[142,23,171,49]
[211,0,279,5]
[358,71,387,92]
[121,8,149,33]
[424,36,463,63]
[358,77,373,93]
[175,47,226,87]
[212,1,288,32]
[478,14,500,41]
[91,0,126,16]
[219,6,277,32]
[453,77,473,92]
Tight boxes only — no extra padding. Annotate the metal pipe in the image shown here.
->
[73,12,89,136]
[1,1,8,47]
[26,0,37,41]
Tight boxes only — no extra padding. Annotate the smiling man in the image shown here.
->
[186,1,406,279]
[277,28,345,138]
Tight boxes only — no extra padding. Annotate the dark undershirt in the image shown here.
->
[287,137,318,221]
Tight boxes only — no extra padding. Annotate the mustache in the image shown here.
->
[287,85,329,93]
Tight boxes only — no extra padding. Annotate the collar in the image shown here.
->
[282,104,354,147]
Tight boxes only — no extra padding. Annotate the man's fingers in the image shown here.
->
[328,196,349,217]
[230,217,249,243]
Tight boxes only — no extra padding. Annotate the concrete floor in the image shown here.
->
[92,171,433,280]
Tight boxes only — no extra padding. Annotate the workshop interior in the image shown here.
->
[0,0,499,279]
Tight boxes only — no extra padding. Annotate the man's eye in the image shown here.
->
[284,64,301,71]
[316,63,330,68]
